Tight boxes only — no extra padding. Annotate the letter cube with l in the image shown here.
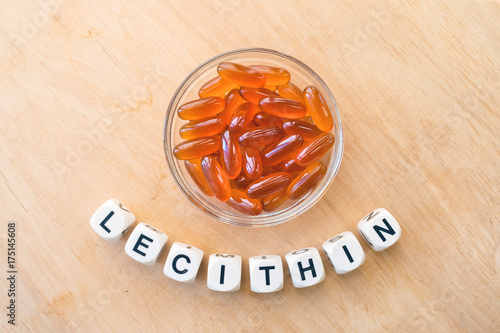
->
[357,208,402,251]
[322,231,365,274]
[207,254,242,292]
[125,223,168,265]
[249,255,284,293]
[285,247,325,288]
[163,242,204,283]
[90,199,136,242]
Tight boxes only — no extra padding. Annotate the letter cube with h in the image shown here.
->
[285,247,325,288]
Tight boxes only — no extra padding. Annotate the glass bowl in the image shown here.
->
[164,48,343,227]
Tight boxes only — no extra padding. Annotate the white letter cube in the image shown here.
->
[163,242,204,283]
[90,199,136,242]
[207,254,242,292]
[358,208,402,251]
[125,223,168,265]
[285,247,325,288]
[322,231,365,274]
[249,255,284,293]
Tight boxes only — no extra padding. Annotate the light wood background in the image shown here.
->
[0,0,499,332]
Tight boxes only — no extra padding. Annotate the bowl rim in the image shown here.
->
[164,47,344,227]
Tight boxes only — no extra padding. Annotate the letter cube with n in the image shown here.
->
[322,231,365,274]
[207,254,242,292]
[90,199,135,242]
[357,208,402,251]
[285,247,325,288]
[249,255,284,293]
[125,223,168,265]
[163,242,204,283]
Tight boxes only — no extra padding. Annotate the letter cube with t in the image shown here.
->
[163,242,204,283]
[249,255,284,293]
[357,208,402,251]
[322,231,365,274]
[207,254,242,292]
[285,247,325,288]
[90,199,135,242]
[125,223,168,265]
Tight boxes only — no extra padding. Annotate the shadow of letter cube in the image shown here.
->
[207,254,242,292]
[358,208,402,251]
[322,231,365,274]
[285,247,325,288]
[249,255,284,293]
[163,242,204,283]
[90,199,136,242]
[125,223,168,265]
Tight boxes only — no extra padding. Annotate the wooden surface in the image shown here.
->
[0,0,499,332]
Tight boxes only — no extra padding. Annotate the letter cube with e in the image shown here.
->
[285,247,325,288]
[125,223,168,265]
[163,242,204,283]
[90,199,136,242]
[207,254,242,292]
[249,255,284,293]
[322,231,365,274]
[358,208,402,251]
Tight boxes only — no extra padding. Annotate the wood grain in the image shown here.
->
[0,0,499,331]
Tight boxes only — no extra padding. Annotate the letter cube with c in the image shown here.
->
[207,254,242,292]
[163,242,204,283]
[285,247,325,288]
[249,255,284,293]
[322,231,365,274]
[90,199,136,242]
[357,208,402,251]
[125,223,168,265]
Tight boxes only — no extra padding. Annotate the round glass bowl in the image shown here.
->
[164,48,343,227]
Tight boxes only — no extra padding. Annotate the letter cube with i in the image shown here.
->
[322,231,365,274]
[357,208,402,251]
[249,255,284,293]
[207,254,242,292]
[285,247,325,288]
[90,199,136,242]
[125,223,168,265]
[163,242,204,283]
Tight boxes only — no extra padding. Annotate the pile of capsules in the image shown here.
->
[173,62,335,216]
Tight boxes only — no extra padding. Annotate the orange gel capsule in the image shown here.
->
[263,84,276,91]
[226,189,263,215]
[246,172,293,198]
[221,129,242,179]
[287,162,326,199]
[229,102,259,133]
[249,65,290,85]
[174,136,220,160]
[201,156,231,202]
[282,120,323,140]
[239,86,280,104]
[234,173,253,189]
[242,146,263,180]
[185,159,213,197]
[276,82,304,104]
[179,116,226,139]
[198,76,238,98]
[238,126,283,147]
[261,134,304,166]
[259,97,307,119]
[217,62,266,88]
[219,89,244,124]
[283,158,305,173]
[178,97,225,120]
[253,112,284,127]
[295,133,335,166]
[262,190,288,212]
[303,86,334,132]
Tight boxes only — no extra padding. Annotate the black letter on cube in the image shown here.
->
[133,234,153,256]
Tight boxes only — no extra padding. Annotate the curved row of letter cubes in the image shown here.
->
[91,199,401,292]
